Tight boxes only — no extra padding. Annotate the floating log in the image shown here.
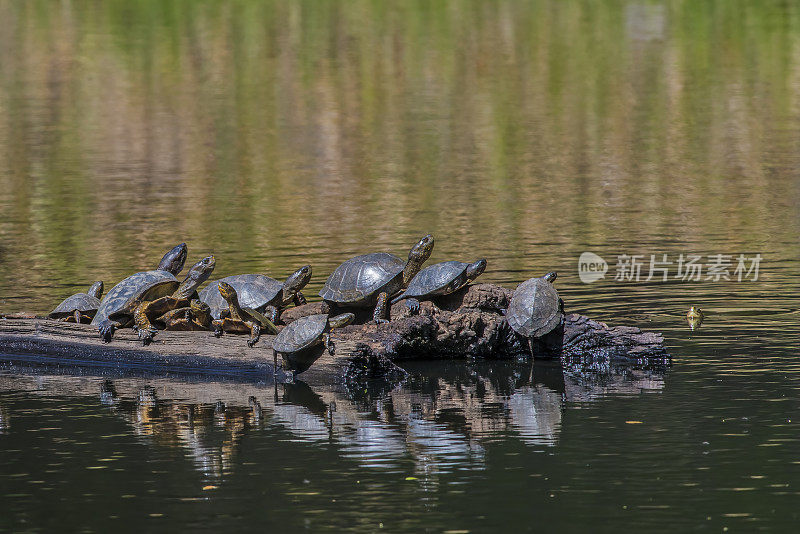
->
[0,284,669,383]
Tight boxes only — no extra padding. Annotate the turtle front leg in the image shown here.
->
[73,310,83,324]
[373,292,390,324]
[324,333,335,355]
[247,321,261,348]
[134,303,158,346]
[293,292,307,306]
[212,319,224,337]
[97,319,121,343]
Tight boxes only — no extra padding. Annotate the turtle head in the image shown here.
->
[403,234,435,285]
[284,265,312,293]
[328,312,355,329]
[87,281,104,300]
[466,259,487,282]
[157,243,188,275]
[217,281,240,306]
[543,272,557,283]
[177,256,216,297]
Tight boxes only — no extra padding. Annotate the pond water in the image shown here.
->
[1,0,800,531]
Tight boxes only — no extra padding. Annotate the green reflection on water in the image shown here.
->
[1,0,798,312]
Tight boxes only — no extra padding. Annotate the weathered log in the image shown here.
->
[281,284,670,368]
[0,283,669,383]
[0,317,404,387]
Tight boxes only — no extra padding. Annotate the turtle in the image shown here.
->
[49,281,104,323]
[212,282,279,347]
[93,255,216,345]
[506,272,564,358]
[686,306,704,331]
[272,312,355,374]
[319,234,434,323]
[390,258,487,311]
[155,299,213,331]
[199,265,312,322]
[91,243,187,329]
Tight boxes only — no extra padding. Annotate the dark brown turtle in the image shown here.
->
[272,313,355,374]
[199,265,312,322]
[49,281,104,323]
[95,255,215,345]
[155,299,213,331]
[319,234,434,323]
[391,259,487,312]
[91,243,187,331]
[506,272,563,358]
[212,282,278,347]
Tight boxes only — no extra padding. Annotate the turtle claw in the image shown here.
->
[374,318,390,324]
[405,298,420,315]
[247,339,257,348]
[98,320,116,343]
[137,326,158,346]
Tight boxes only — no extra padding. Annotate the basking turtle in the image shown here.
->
[319,234,434,323]
[200,265,312,322]
[391,259,487,311]
[155,299,213,331]
[92,242,187,328]
[506,272,564,358]
[212,282,279,347]
[93,255,216,345]
[272,313,355,374]
[49,281,104,323]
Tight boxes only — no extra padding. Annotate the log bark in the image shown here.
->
[281,284,670,370]
[1,283,669,384]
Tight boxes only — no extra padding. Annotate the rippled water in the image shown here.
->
[1,0,800,531]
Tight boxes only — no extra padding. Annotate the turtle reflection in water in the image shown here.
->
[320,234,434,323]
[273,313,355,374]
[49,281,104,324]
[212,282,278,347]
[506,272,564,358]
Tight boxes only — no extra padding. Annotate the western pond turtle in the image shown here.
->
[319,234,434,323]
[49,281,104,323]
[212,282,279,347]
[200,265,311,322]
[506,272,564,357]
[391,259,487,311]
[272,312,355,374]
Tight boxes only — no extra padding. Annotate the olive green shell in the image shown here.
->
[91,271,178,325]
[273,314,329,353]
[319,253,405,306]
[199,274,284,320]
[507,276,562,338]
[49,293,101,319]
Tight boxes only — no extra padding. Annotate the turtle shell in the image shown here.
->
[507,276,562,338]
[396,261,469,300]
[49,292,101,319]
[91,270,179,325]
[319,253,405,306]
[273,314,328,354]
[199,274,283,320]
